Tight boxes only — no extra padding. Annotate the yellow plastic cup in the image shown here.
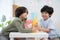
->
[32,19,38,33]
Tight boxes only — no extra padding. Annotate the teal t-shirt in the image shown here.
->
[38,18,59,39]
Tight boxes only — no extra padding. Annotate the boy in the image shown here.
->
[1,7,35,40]
[37,5,59,40]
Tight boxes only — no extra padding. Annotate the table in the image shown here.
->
[9,32,49,40]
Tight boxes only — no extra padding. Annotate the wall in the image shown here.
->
[0,0,13,21]
[0,0,13,32]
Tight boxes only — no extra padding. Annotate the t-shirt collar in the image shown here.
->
[42,18,51,22]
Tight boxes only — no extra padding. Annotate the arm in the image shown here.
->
[38,27,50,33]
[38,20,55,33]
[32,23,50,33]
[13,20,32,33]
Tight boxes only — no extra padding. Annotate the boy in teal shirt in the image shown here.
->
[37,5,59,40]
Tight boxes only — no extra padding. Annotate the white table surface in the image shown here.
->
[9,32,49,40]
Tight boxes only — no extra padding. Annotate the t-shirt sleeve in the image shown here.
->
[13,20,32,33]
[48,21,55,30]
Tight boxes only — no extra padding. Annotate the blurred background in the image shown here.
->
[0,0,60,35]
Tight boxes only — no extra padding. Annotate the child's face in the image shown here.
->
[20,13,28,20]
[41,12,50,20]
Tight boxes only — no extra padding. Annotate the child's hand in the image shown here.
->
[32,27,39,33]
[32,24,41,31]
[32,27,37,31]
[35,26,42,31]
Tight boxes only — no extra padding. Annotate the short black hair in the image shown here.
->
[41,5,54,17]
[15,7,28,17]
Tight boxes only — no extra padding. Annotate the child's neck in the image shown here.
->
[19,16,23,21]
[19,16,26,21]
[44,18,49,21]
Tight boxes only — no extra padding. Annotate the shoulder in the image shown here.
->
[11,17,22,24]
[38,19,43,24]
[13,17,21,22]
[38,19,43,23]
[47,19,55,27]
[48,19,54,24]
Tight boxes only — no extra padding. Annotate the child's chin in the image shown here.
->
[43,18,48,20]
